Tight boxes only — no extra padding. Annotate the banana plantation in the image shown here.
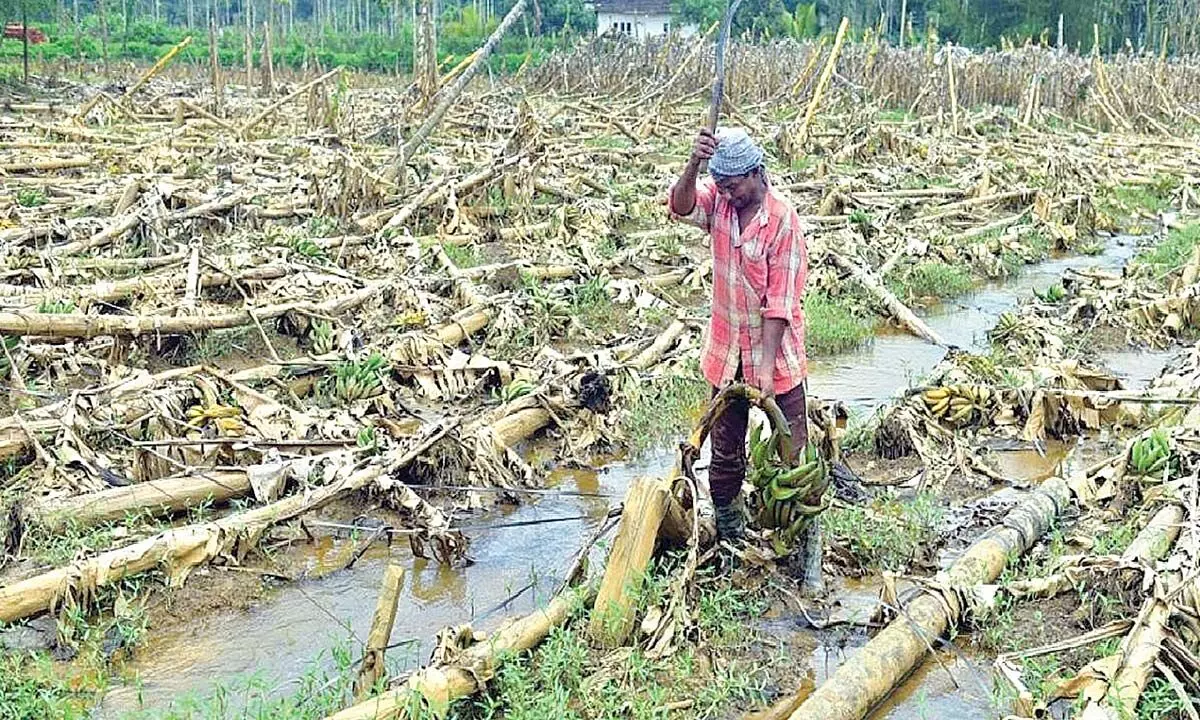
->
[2,5,1200,720]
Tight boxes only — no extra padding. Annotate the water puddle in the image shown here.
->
[868,645,997,720]
[808,237,1140,411]
[100,453,673,715]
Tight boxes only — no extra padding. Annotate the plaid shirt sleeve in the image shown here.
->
[668,177,719,231]
[763,208,807,322]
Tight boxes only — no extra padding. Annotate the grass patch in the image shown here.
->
[823,492,943,571]
[805,291,875,356]
[1137,223,1200,274]
[16,187,47,207]
[455,566,769,720]
[1105,182,1171,215]
[1093,515,1139,555]
[621,372,708,454]
[570,275,614,333]
[0,654,98,718]
[887,261,975,301]
[876,108,915,122]
[443,242,481,269]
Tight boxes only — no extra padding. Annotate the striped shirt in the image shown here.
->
[669,177,808,394]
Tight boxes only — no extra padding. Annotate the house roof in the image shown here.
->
[594,0,672,13]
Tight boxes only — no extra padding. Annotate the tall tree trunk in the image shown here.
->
[21,0,29,84]
[73,0,80,74]
[100,0,110,72]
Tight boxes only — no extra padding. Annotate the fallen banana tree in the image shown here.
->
[0,283,384,339]
[785,474,1072,720]
[0,421,457,624]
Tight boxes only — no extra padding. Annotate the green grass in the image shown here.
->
[36,298,76,314]
[1137,676,1187,719]
[877,108,915,122]
[805,291,875,355]
[823,492,943,571]
[442,243,481,269]
[887,261,975,301]
[1093,516,1139,555]
[0,654,97,719]
[570,275,614,333]
[621,372,708,454]
[16,187,47,208]
[1137,223,1200,274]
[1105,182,1172,215]
[456,570,768,720]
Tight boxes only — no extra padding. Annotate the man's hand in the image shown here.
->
[757,318,787,400]
[757,360,775,398]
[691,128,718,164]
[671,128,718,216]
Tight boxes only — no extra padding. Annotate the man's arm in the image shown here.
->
[669,128,718,216]
[757,318,787,398]
[759,213,808,396]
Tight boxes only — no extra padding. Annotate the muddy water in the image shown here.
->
[105,235,1172,714]
[808,237,1143,410]
[100,453,673,716]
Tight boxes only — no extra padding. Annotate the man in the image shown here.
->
[667,127,812,550]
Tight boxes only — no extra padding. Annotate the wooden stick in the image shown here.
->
[241,67,343,137]
[946,42,960,135]
[786,16,850,155]
[354,563,406,701]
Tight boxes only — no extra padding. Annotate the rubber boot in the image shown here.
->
[794,518,825,597]
[714,495,746,541]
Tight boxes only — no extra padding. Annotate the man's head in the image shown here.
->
[709,127,767,210]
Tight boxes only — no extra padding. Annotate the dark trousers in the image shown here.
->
[709,382,809,507]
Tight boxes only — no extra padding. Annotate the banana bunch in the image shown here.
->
[920,384,993,426]
[747,423,829,541]
[186,381,245,435]
[331,353,386,404]
[1131,429,1173,477]
[500,378,534,403]
[989,312,1025,345]
[310,320,335,356]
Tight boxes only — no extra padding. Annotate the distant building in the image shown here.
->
[594,0,696,39]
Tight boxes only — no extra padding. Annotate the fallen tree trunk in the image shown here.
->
[788,476,1072,720]
[827,251,946,346]
[1005,503,1184,600]
[22,469,254,532]
[588,475,671,646]
[0,423,453,624]
[396,0,527,166]
[326,579,596,720]
[0,283,383,338]
[9,264,290,309]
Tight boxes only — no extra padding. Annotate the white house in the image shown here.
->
[594,0,697,39]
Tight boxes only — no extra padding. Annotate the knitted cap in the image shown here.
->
[709,127,765,178]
